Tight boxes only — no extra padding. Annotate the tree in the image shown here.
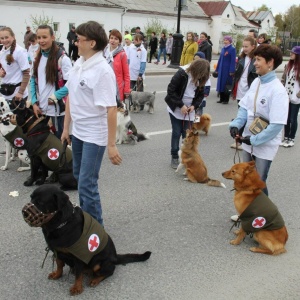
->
[256,4,270,11]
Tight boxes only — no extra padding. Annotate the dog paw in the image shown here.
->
[0,166,8,171]
[233,229,240,236]
[230,239,241,245]
[48,271,62,280]
[24,179,34,186]
[17,167,30,172]
[35,178,46,185]
[70,284,83,295]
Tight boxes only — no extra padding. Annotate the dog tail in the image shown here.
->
[206,178,226,188]
[116,251,151,265]
[201,113,211,121]
[136,133,149,142]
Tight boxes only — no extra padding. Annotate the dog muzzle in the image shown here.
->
[22,203,57,227]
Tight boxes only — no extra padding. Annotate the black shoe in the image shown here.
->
[217,101,223,103]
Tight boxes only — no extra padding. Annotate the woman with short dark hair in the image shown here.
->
[61,21,122,226]
[229,44,289,196]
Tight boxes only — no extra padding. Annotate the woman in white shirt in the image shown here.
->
[61,21,122,226]
[229,44,289,196]
[0,27,30,102]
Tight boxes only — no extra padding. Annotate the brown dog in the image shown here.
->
[192,113,211,135]
[177,129,225,187]
[222,161,288,255]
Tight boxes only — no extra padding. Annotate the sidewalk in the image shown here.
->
[145,54,285,76]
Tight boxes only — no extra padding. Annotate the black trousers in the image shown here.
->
[149,49,156,62]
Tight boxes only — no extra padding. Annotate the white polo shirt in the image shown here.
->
[128,44,147,80]
[66,51,116,146]
[0,44,30,99]
[239,77,289,160]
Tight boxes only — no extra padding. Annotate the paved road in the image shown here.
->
[0,74,299,300]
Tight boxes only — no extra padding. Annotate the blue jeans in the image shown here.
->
[284,102,300,139]
[157,47,166,63]
[72,135,106,225]
[169,113,193,159]
[50,115,64,139]
[242,151,272,196]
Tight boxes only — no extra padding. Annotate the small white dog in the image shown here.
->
[116,101,148,145]
[0,97,30,171]
[130,91,156,114]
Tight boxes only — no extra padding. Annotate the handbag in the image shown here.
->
[249,81,269,135]
[0,83,21,96]
[224,78,233,96]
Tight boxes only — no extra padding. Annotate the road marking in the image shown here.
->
[147,121,230,136]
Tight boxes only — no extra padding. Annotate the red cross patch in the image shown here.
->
[252,217,266,228]
[48,148,59,160]
[88,234,100,252]
[14,138,24,147]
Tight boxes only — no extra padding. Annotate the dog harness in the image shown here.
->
[240,192,285,233]
[56,212,108,264]
[33,133,72,171]
[4,126,27,150]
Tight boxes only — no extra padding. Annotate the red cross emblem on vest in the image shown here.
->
[252,217,266,228]
[14,138,24,147]
[88,234,100,252]
[48,148,59,160]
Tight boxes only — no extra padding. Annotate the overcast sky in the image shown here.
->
[230,0,299,15]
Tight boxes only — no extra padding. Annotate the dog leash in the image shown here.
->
[233,138,241,164]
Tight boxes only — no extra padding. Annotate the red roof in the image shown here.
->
[198,1,229,17]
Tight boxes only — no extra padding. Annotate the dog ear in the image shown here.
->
[54,189,71,211]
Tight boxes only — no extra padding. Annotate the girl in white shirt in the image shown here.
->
[0,27,30,102]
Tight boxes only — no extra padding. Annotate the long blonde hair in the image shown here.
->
[186,59,210,86]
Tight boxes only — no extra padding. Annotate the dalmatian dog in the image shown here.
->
[0,97,30,171]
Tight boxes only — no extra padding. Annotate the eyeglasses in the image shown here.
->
[76,38,90,43]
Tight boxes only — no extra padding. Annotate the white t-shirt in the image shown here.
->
[239,77,289,160]
[66,51,116,146]
[27,43,39,75]
[167,66,197,120]
[37,54,72,116]
[236,56,251,100]
[128,44,147,80]
[124,43,135,58]
[0,44,30,99]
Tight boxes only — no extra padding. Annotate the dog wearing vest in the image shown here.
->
[222,161,288,255]
[0,97,30,171]
[22,185,151,295]
[116,101,148,144]
[12,99,77,190]
[129,91,155,113]
[176,129,225,187]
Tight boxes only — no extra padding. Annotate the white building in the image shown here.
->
[0,0,276,54]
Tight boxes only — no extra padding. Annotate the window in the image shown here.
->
[53,22,59,32]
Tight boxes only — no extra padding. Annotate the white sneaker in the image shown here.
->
[280,138,289,146]
[230,215,240,222]
[284,139,295,148]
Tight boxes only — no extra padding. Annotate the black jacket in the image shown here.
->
[233,57,257,89]
[165,68,204,112]
[149,37,158,50]
[198,40,212,62]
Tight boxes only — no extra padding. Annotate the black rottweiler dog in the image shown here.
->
[12,99,77,190]
[22,185,151,295]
